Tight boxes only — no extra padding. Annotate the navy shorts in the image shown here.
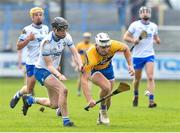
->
[91,63,114,80]
[34,67,51,86]
[133,55,155,70]
[26,65,35,77]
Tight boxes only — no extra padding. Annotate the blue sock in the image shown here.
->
[27,96,36,105]
[134,90,138,97]
[149,94,154,102]
[63,117,70,125]
[101,105,107,110]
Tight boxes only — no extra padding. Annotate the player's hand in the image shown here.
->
[58,74,67,81]
[88,99,96,108]
[133,38,140,44]
[128,65,135,76]
[78,64,83,72]
[71,61,78,72]
[26,32,35,41]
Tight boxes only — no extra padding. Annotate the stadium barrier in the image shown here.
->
[0,52,180,80]
[112,53,180,80]
[0,52,23,77]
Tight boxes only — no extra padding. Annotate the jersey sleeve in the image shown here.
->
[65,33,74,48]
[154,24,158,36]
[83,55,93,73]
[82,49,96,73]
[128,22,136,34]
[111,40,126,52]
[41,40,51,56]
[18,28,28,41]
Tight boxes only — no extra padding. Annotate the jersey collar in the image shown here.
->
[52,32,60,42]
[140,20,150,25]
[32,23,42,29]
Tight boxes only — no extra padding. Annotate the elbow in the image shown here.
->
[16,45,21,50]
[157,39,161,44]
[16,42,22,50]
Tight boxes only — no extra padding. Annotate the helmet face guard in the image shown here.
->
[56,24,68,31]
[51,17,68,31]
[139,6,151,20]
[95,32,111,47]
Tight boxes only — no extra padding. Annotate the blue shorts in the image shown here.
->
[26,65,35,77]
[133,55,155,70]
[91,63,114,80]
[34,67,51,86]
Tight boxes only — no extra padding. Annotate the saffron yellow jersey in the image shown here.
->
[76,41,93,63]
[83,40,126,72]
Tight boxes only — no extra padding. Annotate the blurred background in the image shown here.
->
[0,0,180,79]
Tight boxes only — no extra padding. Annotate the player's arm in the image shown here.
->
[69,46,83,71]
[81,53,96,107]
[81,68,96,108]
[42,41,66,80]
[154,34,161,45]
[17,32,35,50]
[123,31,139,44]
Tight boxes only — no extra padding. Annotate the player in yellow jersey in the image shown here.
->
[81,32,135,125]
[72,32,93,96]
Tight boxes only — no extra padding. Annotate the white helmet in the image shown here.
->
[139,6,151,20]
[95,32,111,47]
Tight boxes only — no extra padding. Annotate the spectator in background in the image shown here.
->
[130,0,147,23]
[115,0,126,30]
[165,0,173,9]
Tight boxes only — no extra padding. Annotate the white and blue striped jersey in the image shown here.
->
[128,20,158,57]
[18,24,49,65]
[35,31,75,70]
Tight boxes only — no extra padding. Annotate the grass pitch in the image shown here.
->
[0,78,180,132]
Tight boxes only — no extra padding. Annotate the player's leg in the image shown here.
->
[21,77,54,115]
[133,70,142,106]
[92,72,111,109]
[92,72,111,125]
[145,61,156,108]
[132,57,145,107]
[10,65,35,108]
[106,80,115,110]
[44,75,74,126]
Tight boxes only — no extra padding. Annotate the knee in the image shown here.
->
[63,88,68,95]
[60,87,68,96]
[147,76,154,81]
[134,78,141,83]
[102,83,111,94]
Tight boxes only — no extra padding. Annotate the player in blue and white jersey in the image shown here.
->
[123,6,161,108]
[10,7,49,109]
[21,17,82,127]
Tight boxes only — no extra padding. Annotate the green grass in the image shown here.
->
[0,78,180,132]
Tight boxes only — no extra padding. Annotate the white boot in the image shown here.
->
[97,109,110,125]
